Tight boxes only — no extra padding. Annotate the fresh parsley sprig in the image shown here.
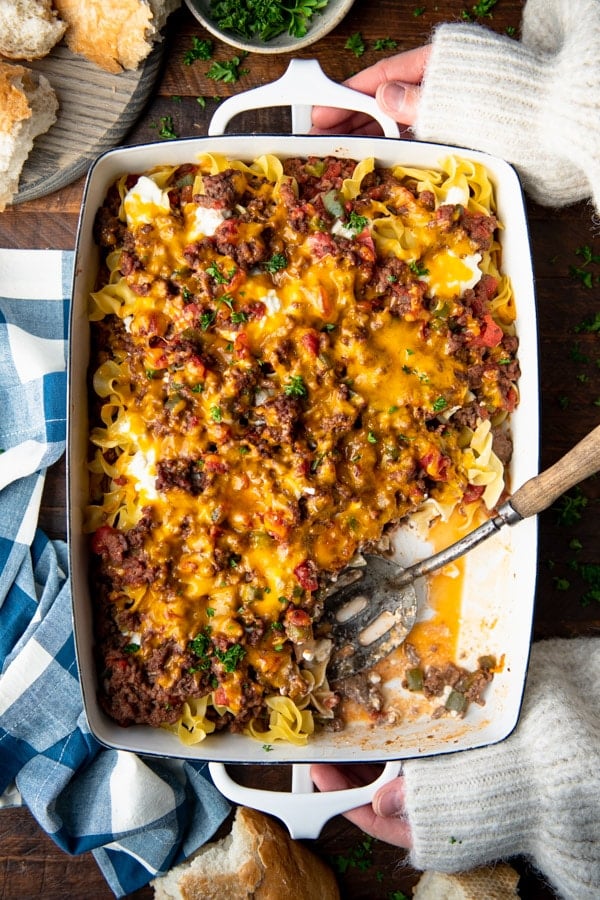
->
[183,37,214,65]
[461,0,499,20]
[345,32,366,57]
[207,54,249,84]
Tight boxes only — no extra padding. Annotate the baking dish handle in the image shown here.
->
[208,760,402,839]
[207,58,400,138]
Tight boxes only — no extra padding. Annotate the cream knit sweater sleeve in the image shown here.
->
[414,0,600,213]
[402,638,600,900]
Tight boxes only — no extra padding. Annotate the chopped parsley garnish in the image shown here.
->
[200,310,216,331]
[263,252,287,273]
[284,374,308,398]
[207,54,249,84]
[231,310,248,324]
[123,643,140,653]
[183,37,214,64]
[332,836,375,874]
[218,293,235,310]
[433,396,448,412]
[215,643,246,672]
[189,630,211,657]
[347,211,369,233]
[367,430,377,443]
[152,115,178,140]
[575,311,600,333]
[461,0,499,19]
[374,37,398,49]
[409,260,429,277]
[555,487,588,526]
[207,261,235,283]
[210,405,223,422]
[345,32,366,57]
[208,0,329,41]
[413,5,426,15]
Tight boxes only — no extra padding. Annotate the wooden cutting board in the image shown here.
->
[15,42,163,204]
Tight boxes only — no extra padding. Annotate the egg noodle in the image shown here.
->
[87,153,519,745]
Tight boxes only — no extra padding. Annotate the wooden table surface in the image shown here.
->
[1,2,599,897]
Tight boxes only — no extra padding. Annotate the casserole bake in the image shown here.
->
[68,62,538,769]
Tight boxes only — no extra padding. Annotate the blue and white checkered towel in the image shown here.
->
[0,250,230,897]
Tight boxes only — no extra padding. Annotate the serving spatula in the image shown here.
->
[325,423,600,681]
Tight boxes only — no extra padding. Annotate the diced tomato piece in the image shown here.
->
[471,314,504,348]
[245,301,266,320]
[463,483,485,504]
[234,331,250,359]
[213,686,229,708]
[419,449,450,481]
[504,385,518,412]
[90,525,127,562]
[306,232,337,259]
[204,454,229,473]
[293,558,319,591]
[301,330,320,356]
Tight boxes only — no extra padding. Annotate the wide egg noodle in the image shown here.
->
[163,696,217,746]
[463,419,505,509]
[245,696,315,746]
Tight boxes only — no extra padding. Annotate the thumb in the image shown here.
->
[376,81,421,127]
[372,776,408,819]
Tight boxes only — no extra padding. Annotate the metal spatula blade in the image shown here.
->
[324,423,600,681]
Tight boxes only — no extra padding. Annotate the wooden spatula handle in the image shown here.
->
[510,423,600,520]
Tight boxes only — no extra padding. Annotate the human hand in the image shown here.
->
[310,763,412,847]
[311,45,431,136]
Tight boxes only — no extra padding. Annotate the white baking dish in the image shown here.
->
[67,61,538,836]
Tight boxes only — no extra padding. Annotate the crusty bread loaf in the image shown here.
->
[412,864,520,899]
[0,0,66,60]
[0,61,58,211]
[53,0,181,73]
[151,806,340,900]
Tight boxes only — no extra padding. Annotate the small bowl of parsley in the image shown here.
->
[185,0,356,54]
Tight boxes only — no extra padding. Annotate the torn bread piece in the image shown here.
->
[413,864,520,899]
[53,0,181,73]
[0,61,58,211]
[0,0,66,60]
[151,806,340,900]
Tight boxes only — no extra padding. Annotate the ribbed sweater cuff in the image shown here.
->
[403,738,536,872]
[401,638,600,899]
[415,25,597,209]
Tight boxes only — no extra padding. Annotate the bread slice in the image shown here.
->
[53,0,181,73]
[151,806,340,900]
[413,864,520,899]
[0,0,66,60]
[0,61,58,211]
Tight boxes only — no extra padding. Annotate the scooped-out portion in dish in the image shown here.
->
[86,152,518,745]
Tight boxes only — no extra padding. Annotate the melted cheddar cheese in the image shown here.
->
[87,154,519,742]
